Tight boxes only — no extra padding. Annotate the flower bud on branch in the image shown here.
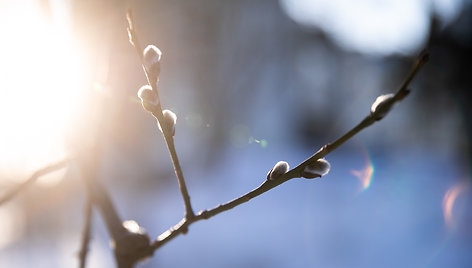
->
[267,161,289,181]
[138,85,158,112]
[111,220,152,265]
[370,93,395,120]
[123,220,147,235]
[301,158,331,179]
[143,45,162,86]
[158,109,177,136]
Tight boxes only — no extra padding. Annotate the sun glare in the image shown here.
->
[350,149,374,192]
[351,163,374,191]
[442,182,466,231]
[0,1,87,183]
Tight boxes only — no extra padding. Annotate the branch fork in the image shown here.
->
[0,10,428,268]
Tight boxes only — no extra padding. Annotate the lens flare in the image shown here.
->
[249,137,268,148]
[442,183,466,230]
[350,153,374,191]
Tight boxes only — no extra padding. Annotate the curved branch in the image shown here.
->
[150,51,429,251]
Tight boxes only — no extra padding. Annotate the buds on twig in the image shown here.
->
[370,93,395,120]
[138,85,159,112]
[126,10,136,47]
[123,220,147,235]
[301,158,331,179]
[112,220,152,265]
[143,45,162,86]
[158,109,177,136]
[267,161,290,181]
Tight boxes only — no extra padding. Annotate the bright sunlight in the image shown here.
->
[0,1,87,185]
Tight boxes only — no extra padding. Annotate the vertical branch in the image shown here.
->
[78,152,152,268]
[166,132,194,219]
[78,197,93,268]
[126,10,144,61]
[78,149,125,240]
[127,9,195,219]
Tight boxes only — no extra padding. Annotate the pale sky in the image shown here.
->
[280,0,466,55]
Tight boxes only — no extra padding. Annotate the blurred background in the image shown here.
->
[0,0,471,267]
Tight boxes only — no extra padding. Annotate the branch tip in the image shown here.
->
[126,9,134,30]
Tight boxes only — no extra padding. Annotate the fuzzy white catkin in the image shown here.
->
[302,158,330,179]
[370,93,395,119]
[143,45,162,69]
[159,109,177,136]
[143,45,162,85]
[122,220,146,235]
[137,85,158,112]
[137,85,158,104]
[267,161,290,181]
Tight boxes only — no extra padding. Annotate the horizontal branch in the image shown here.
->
[150,51,429,251]
[150,179,280,250]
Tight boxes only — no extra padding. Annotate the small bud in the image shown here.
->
[158,109,177,136]
[112,220,151,262]
[127,28,134,46]
[143,45,162,67]
[267,161,290,181]
[123,220,146,235]
[301,158,330,179]
[370,93,395,120]
[143,45,162,85]
[137,85,158,112]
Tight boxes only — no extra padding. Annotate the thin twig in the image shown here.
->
[127,9,195,219]
[126,10,148,83]
[287,50,429,179]
[157,124,195,219]
[78,153,125,242]
[0,158,71,206]
[77,152,152,268]
[150,51,429,251]
[78,197,93,268]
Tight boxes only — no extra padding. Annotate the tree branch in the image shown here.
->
[77,152,153,268]
[158,126,195,220]
[287,51,429,179]
[78,153,125,240]
[149,51,429,251]
[78,197,93,268]
[0,158,71,206]
[127,9,195,219]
